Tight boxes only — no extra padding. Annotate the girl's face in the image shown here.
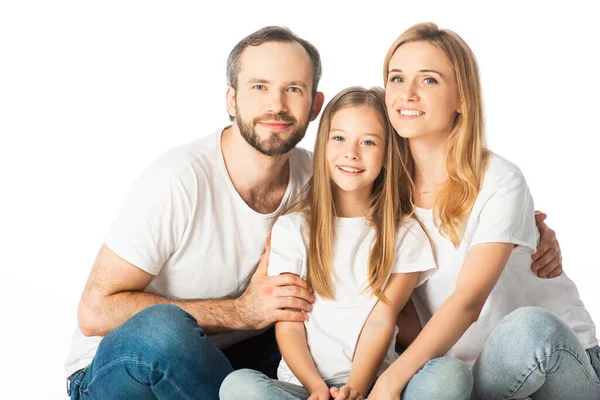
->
[385,41,461,141]
[326,105,386,197]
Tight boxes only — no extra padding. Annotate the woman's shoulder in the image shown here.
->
[483,152,528,190]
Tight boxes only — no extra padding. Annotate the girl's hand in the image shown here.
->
[368,374,402,400]
[330,384,363,400]
[308,384,331,400]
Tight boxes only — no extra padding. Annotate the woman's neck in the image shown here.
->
[409,136,448,209]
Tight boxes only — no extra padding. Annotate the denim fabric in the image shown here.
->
[68,304,279,400]
[472,306,600,399]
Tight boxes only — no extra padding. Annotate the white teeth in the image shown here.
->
[338,166,364,173]
[400,109,424,116]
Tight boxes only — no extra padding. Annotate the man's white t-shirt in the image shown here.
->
[412,153,598,367]
[268,213,436,386]
[64,127,313,377]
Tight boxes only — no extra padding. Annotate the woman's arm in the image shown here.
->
[342,272,421,397]
[371,242,513,397]
[275,319,329,396]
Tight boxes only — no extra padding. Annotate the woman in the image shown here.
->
[369,22,599,399]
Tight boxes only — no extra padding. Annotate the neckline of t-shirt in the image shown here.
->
[414,206,434,220]
[334,216,368,227]
[216,126,294,219]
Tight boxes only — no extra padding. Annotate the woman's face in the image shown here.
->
[385,40,461,141]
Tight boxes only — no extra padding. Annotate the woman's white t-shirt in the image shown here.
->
[269,213,436,385]
[412,153,598,366]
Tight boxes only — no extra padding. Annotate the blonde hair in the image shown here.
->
[383,22,489,247]
[288,87,409,301]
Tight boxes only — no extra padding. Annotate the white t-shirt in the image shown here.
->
[64,127,313,377]
[269,212,436,386]
[412,153,598,366]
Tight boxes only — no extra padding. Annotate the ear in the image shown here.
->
[309,92,325,121]
[226,86,236,119]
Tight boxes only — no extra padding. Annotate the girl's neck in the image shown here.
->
[409,136,448,209]
[333,188,370,218]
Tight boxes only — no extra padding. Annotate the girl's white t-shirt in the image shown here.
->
[412,152,598,366]
[269,213,436,385]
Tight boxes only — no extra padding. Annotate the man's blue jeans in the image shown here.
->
[67,304,280,400]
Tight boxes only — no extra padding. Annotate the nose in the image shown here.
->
[267,90,288,114]
[344,142,360,160]
[399,81,419,102]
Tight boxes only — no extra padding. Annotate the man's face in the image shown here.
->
[228,41,315,156]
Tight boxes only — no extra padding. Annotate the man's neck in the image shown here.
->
[221,125,291,213]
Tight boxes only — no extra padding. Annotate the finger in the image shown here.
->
[350,389,361,400]
[271,272,310,290]
[338,386,350,400]
[547,264,563,278]
[537,253,562,278]
[534,211,547,224]
[265,231,272,252]
[532,236,555,264]
[278,297,313,312]
[532,246,558,275]
[330,387,339,397]
[276,285,315,303]
[276,309,309,322]
[253,252,270,278]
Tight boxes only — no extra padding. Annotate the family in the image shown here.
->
[65,23,599,399]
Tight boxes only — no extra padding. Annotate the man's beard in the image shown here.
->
[235,105,309,157]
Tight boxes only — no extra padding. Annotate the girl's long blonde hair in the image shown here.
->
[383,22,489,247]
[288,87,410,301]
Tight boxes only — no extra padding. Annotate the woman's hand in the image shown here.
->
[368,374,402,400]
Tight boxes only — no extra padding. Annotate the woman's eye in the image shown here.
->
[424,77,438,84]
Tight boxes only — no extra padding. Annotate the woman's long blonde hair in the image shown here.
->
[288,87,409,301]
[383,22,489,247]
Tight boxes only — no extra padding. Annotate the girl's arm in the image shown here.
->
[372,242,513,397]
[343,272,421,397]
[275,319,329,396]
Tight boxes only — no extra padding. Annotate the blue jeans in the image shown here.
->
[472,306,600,399]
[219,356,472,399]
[67,304,280,400]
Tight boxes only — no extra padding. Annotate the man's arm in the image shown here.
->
[78,244,314,337]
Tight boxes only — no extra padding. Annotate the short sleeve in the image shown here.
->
[268,214,307,279]
[103,152,196,275]
[469,171,537,253]
[393,219,437,287]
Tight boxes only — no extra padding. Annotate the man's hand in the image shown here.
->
[532,212,563,278]
[235,239,315,329]
[330,384,363,400]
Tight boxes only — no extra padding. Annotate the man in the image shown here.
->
[65,26,562,399]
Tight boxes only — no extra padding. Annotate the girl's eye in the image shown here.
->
[332,136,344,142]
[390,76,403,83]
[424,77,438,84]
[362,140,376,146]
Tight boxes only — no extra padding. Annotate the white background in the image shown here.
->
[1,1,598,398]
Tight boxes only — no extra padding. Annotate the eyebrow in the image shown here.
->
[388,68,444,77]
[247,78,309,90]
[330,129,383,137]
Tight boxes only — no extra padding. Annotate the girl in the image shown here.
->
[220,87,442,400]
[369,23,599,399]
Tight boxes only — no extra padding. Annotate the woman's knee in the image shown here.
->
[497,307,571,345]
